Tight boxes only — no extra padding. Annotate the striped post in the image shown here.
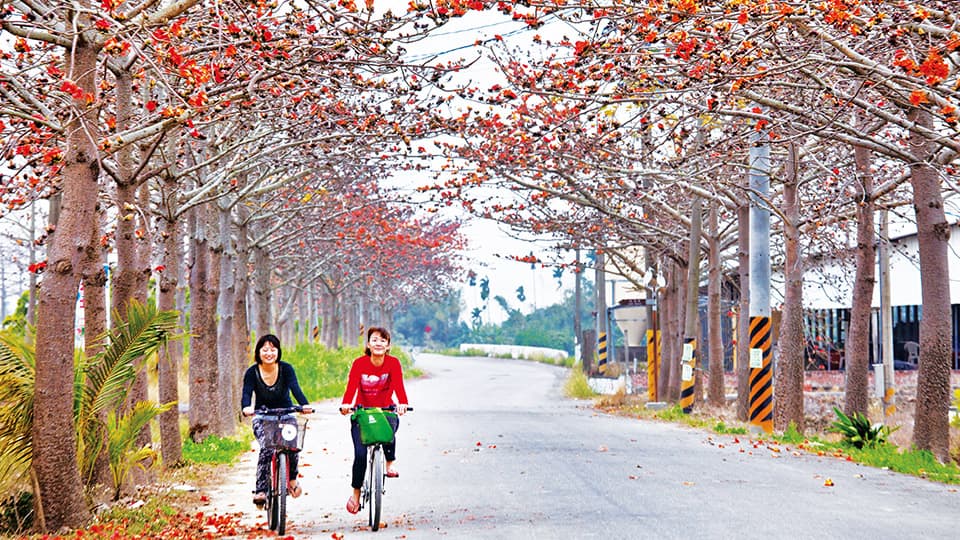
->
[884,387,896,417]
[646,329,660,401]
[679,337,697,413]
[598,332,608,374]
[748,316,773,432]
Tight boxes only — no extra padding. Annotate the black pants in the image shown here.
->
[350,414,400,489]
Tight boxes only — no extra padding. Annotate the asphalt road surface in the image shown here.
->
[202,353,960,539]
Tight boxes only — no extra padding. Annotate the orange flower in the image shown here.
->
[909,89,928,106]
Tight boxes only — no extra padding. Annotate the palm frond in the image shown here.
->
[0,331,35,409]
[81,300,181,426]
[0,431,33,495]
[0,331,35,491]
[106,401,174,499]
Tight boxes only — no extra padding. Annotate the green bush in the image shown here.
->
[829,407,898,449]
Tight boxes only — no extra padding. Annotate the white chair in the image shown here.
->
[904,341,919,364]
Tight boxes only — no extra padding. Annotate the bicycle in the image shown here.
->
[350,405,413,531]
[250,405,308,535]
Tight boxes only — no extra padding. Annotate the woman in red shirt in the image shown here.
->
[340,326,409,514]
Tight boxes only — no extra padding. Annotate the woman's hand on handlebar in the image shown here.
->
[396,403,408,416]
[242,405,312,416]
[339,404,353,415]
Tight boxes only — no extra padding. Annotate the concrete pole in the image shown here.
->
[879,209,896,416]
[681,197,702,413]
[596,250,608,374]
[748,127,773,433]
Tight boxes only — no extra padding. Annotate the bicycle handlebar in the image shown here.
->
[346,405,413,412]
[247,405,308,417]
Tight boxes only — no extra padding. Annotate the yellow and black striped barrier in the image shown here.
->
[598,332,608,374]
[646,329,660,401]
[748,316,773,432]
[680,337,697,413]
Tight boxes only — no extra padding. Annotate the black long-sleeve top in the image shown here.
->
[240,361,310,410]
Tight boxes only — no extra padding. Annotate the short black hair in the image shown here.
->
[254,334,282,364]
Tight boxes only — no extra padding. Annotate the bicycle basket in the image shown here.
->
[261,416,308,451]
[353,408,395,445]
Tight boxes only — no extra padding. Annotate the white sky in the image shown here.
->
[382,5,582,323]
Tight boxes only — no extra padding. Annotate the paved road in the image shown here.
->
[202,353,960,539]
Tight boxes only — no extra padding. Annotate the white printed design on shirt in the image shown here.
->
[360,373,390,397]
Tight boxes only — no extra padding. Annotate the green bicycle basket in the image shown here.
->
[353,407,396,445]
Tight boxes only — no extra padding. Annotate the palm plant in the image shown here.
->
[75,300,181,486]
[0,299,182,505]
[106,401,174,501]
[829,407,898,449]
[0,332,35,500]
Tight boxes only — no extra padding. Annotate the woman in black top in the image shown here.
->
[241,334,313,506]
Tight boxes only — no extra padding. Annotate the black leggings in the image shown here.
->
[350,414,400,489]
[252,416,299,493]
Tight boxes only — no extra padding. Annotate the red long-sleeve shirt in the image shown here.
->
[341,354,409,408]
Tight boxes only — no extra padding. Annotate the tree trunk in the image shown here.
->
[26,202,41,340]
[157,165,184,465]
[232,214,252,416]
[908,108,952,461]
[188,209,221,441]
[32,39,98,531]
[773,142,805,433]
[252,245,272,337]
[324,291,342,349]
[216,206,238,435]
[682,198,702,412]
[81,217,111,488]
[843,142,876,417]
[707,203,724,407]
[665,262,684,402]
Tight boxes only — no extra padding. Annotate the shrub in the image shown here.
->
[564,368,597,399]
[829,407,898,449]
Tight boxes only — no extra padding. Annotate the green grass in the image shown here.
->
[713,421,749,435]
[182,433,252,465]
[823,441,960,483]
[563,368,597,399]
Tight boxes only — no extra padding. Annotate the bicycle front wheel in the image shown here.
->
[277,452,289,535]
[267,456,279,530]
[370,446,383,531]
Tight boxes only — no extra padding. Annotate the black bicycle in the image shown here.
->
[252,405,308,535]
[352,405,412,531]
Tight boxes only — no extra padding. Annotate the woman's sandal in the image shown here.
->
[346,496,360,514]
[288,481,302,498]
[252,492,267,507]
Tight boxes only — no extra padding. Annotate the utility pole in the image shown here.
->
[596,250,608,374]
[748,127,773,433]
[879,209,895,416]
[574,247,582,353]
